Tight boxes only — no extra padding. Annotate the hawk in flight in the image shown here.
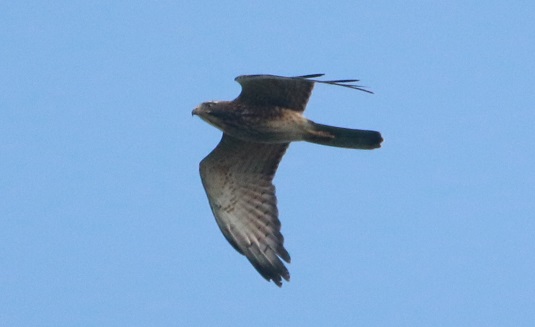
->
[193,74,382,286]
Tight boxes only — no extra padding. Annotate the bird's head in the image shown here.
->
[192,101,218,117]
[192,101,233,130]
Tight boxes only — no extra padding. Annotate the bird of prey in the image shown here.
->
[192,74,382,287]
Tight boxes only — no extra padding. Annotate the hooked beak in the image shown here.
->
[192,107,199,116]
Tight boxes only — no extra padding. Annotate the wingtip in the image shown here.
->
[294,73,325,79]
[295,74,374,94]
[270,272,290,287]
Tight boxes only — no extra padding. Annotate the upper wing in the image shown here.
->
[199,134,291,286]
[234,74,372,112]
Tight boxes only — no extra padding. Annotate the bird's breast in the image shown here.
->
[220,107,309,144]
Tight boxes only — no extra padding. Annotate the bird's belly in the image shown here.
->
[226,113,309,143]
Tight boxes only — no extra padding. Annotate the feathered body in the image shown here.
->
[193,74,382,286]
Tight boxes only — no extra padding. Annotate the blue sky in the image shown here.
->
[2,1,534,326]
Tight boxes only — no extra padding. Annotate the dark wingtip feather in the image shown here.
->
[294,73,325,79]
[292,74,374,94]
[271,269,290,287]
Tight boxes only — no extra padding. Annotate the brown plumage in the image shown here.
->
[193,74,382,286]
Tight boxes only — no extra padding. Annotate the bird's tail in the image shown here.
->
[304,121,383,149]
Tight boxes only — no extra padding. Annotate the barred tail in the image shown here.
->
[304,121,383,150]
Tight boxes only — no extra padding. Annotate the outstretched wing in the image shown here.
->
[199,134,291,286]
[234,74,372,112]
